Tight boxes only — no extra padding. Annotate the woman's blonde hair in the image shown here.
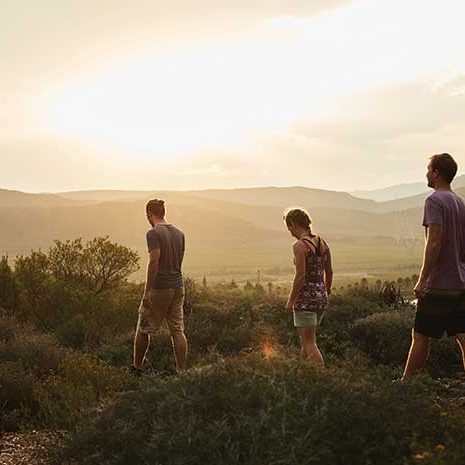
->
[283,208,312,231]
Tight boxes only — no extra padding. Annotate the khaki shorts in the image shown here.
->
[136,287,185,336]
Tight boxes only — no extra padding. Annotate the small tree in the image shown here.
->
[14,250,51,325]
[267,282,274,295]
[81,237,139,294]
[49,237,139,294]
[0,255,18,310]
[244,281,254,292]
[254,283,265,295]
[15,250,50,302]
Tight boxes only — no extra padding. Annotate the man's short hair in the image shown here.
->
[146,199,165,218]
[430,153,458,184]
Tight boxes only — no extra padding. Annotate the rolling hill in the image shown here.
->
[0,186,431,280]
[3,184,463,280]
[59,186,379,212]
[0,189,80,208]
[352,173,465,202]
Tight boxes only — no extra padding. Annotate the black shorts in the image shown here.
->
[414,290,465,338]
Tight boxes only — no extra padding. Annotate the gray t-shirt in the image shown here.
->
[422,190,465,289]
[146,224,185,289]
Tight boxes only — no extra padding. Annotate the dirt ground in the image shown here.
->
[0,431,62,465]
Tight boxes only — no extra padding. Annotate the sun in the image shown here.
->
[40,28,331,160]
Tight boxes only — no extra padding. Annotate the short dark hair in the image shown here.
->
[146,199,165,218]
[429,153,458,184]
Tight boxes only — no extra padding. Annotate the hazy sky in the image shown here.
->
[2,0,465,193]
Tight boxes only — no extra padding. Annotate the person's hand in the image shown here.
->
[285,298,294,313]
[413,278,427,299]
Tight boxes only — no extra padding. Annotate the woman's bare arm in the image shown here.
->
[286,241,307,311]
[324,246,333,294]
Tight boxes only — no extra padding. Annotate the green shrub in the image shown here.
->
[35,353,128,428]
[350,311,413,365]
[325,294,387,333]
[56,357,465,465]
[0,316,128,430]
[0,362,38,431]
[0,314,24,341]
[185,303,255,357]
[350,310,464,377]
[0,332,64,378]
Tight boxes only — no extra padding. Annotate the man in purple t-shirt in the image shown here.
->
[402,153,465,381]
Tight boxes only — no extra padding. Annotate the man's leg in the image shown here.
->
[133,331,150,369]
[297,327,324,369]
[167,288,188,371]
[133,289,165,370]
[402,330,431,381]
[171,332,188,371]
[455,333,465,372]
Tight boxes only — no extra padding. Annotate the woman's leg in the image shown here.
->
[298,333,308,360]
[297,326,324,368]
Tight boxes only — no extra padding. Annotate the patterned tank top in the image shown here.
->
[293,236,329,312]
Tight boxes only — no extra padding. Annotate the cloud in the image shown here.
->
[0,1,352,93]
[215,76,464,191]
[3,0,465,193]
[294,78,465,147]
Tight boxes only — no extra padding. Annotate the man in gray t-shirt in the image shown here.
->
[146,222,185,289]
[133,199,187,374]
[402,153,465,381]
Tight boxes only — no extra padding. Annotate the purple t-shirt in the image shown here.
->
[422,190,465,289]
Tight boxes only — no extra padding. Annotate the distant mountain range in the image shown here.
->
[352,174,465,202]
[1,185,464,279]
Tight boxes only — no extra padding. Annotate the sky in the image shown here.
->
[2,0,465,193]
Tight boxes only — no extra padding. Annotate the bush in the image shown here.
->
[0,332,64,378]
[0,362,38,431]
[185,302,256,357]
[0,316,128,430]
[350,311,413,365]
[55,356,465,465]
[35,353,128,428]
[0,314,23,341]
[350,310,464,377]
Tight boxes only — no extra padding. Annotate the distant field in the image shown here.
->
[131,236,423,286]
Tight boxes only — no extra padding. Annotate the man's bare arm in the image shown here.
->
[414,224,443,297]
[143,249,160,304]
